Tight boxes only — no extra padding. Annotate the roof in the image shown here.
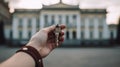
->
[81,9,107,14]
[14,2,107,14]
[14,9,40,13]
[108,24,117,28]
[42,2,79,10]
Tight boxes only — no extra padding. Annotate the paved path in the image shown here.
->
[0,46,120,67]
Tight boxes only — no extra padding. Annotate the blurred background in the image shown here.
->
[0,0,120,67]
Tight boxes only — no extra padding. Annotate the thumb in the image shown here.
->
[45,25,56,33]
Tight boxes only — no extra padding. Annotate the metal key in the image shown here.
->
[54,24,61,46]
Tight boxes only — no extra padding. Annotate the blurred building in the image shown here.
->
[11,2,117,46]
[116,18,120,45]
[108,24,117,45]
[0,0,11,44]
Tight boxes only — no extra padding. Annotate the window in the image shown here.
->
[51,15,55,24]
[81,31,84,39]
[28,18,32,27]
[66,15,69,24]
[10,30,12,39]
[110,31,114,39]
[44,15,48,23]
[99,31,102,39]
[28,31,32,39]
[73,15,76,19]
[66,31,69,39]
[81,17,85,27]
[98,17,104,27]
[90,31,93,39]
[19,31,22,40]
[36,19,39,28]
[59,15,62,24]
[89,18,94,27]
[19,18,23,27]
[73,15,76,23]
[44,15,48,26]
[73,31,76,39]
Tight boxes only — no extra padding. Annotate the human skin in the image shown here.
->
[0,24,66,67]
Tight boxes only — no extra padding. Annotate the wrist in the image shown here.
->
[16,46,44,67]
[27,42,42,53]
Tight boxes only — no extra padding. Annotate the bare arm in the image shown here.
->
[0,24,66,67]
[1,52,35,67]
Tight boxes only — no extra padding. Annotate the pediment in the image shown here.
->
[42,2,79,9]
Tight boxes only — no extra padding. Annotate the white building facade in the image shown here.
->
[11,3,117,46]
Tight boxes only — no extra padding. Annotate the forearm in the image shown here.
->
[0,52,35,67]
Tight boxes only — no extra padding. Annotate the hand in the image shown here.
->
[27,24,66,58]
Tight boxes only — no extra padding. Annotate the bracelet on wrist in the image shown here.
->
[16,46,43,67]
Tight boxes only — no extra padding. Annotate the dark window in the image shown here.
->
[66,15,69,24]
[110,31,113,39]
[73,15,77,24]
[81,17,85,27]
[28,18,31,27]
[90,31,93,39]
[59,15,62,24]
[99,17,104,27]
[36,19,39,28]
[10,30,12,39]
[28,31,32,39]
[99,31,102,39]
[19,31,22,40]
[81,31,84,39]
[73,15,76,19]
[73,31,76,39]
[89,18,94,27]
[51,15,55,24]
[19,18,23,27]
[44,15,48,23]
[66,31,69,39]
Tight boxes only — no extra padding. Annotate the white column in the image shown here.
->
[69,15,72,24]
[48,14,51,25]
[85,17,90,39]
[76,14,81,39]
[114,29,117,39]
[94,17,99,39]
[64,29,67,39]
[12,17,19,39]
[32,17,37,35]
[62,14,66,25]
[22,17,28,39]
[55,14,59,25]
[68,15,73,39]
[40,14,44,29]
[103,18,109,39]
[69,29,73,39]
[62,15,66,39]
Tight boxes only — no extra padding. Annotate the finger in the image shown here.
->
[45,25,56,33]
[45,24,66,33]
[58,37,64,46]
[60,24,66,30]
[59,31,64,36]
[59,36,64,42]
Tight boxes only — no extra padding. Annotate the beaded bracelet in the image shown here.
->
[16,46,43,67]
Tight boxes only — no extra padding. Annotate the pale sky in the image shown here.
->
[6,0,120,24]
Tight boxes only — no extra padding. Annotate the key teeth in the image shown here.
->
[55,24,60,46]
[56,24,59,28]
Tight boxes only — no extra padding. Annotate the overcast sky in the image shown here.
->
[6,0,120,24]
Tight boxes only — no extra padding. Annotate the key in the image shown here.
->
[54,24,61,46]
